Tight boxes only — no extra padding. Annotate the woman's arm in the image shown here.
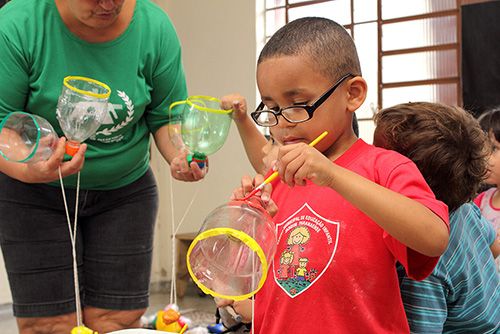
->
[152,125,205,182]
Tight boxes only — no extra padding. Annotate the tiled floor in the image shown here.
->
[0,283,215,333]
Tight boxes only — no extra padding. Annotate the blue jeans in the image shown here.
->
[0,168,158,317]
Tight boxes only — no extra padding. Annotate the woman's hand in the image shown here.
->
[169,151,206,182]
[24,137,87,183]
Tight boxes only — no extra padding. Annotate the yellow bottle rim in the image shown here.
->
[63,76,111,99]
[186,227,269,301]
[169,95,233,115]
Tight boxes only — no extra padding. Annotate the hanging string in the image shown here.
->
[251,215,256,329]
[169,169,176,306]
[168,169,200,306]
[59,167,82,327]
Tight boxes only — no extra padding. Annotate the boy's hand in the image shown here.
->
[214,298,253,324]
[262,137,280,172]
[220,94,248,122]
[231,174,278,217]
[276,143,335,188]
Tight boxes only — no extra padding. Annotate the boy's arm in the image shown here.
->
[328,163,448,257]
[220,94,268,174]
[399,273,448,333]
[491,230,500,258]
[215,298,253,324]
[275,143,449,257]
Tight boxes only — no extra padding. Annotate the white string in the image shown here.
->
[169,170,176,306]
[168,171,200,306]
[59,167,82,327]
[251,216,256,329]
[174,188,199,236]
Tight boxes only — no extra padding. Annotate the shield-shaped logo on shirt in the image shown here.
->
[273,203,340,298]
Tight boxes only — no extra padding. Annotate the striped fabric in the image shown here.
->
[398,203,500,333]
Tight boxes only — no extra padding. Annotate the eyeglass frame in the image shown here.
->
[251,73,355,127]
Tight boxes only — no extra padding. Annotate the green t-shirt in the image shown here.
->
[0,0,187,189]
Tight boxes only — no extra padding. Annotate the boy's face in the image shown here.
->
[256,54,360,158]
[486,134,500,186]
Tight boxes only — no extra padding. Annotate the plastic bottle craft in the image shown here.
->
[0,112,58,163]
[56,76,111,156]
[168,96,232,168]
[187,197,277,301]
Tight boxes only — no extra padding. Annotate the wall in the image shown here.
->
[0,252,11,304]
[149,0,259,288]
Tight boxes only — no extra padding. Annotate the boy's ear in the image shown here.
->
[346,76,367,112]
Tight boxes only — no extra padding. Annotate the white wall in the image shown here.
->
[149,0,259,287]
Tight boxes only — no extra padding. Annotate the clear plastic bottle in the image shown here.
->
[0,112,58,163]
[187,197,277,301]
[168,95,232,168]
[56,76,111,156]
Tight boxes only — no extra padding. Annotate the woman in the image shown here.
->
[0,0,204,333]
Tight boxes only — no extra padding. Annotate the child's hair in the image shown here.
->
[477,107,500,141]
[374,102,488,213]
[257,17,361,82]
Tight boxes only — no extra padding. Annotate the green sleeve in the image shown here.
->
[0,25,30,119]
[145,18,188,134]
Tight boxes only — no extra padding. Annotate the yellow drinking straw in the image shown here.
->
[241,130,328,200]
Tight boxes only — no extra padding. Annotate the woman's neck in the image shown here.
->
[55,0,136,43]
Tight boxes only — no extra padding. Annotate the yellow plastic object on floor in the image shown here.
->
[71,326,98,334]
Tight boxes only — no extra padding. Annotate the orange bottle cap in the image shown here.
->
[65,141,80,156]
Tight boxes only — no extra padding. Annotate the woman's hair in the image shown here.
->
[374,102,488,212]
[258,17,361,82]
[477,107,500,141]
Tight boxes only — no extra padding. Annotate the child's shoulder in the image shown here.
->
[341,139,424,187]
[345,139,416,169]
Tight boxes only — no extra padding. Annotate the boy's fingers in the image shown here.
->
[215,298,234,308]
[241,175,254,194]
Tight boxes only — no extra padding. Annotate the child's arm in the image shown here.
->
[215,298,253,323]
[490,228,500,258]
[399,272,448,333]
[275,143,449,257]
[220,94,268,174]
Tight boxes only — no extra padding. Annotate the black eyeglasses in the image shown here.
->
[251,73,355,127]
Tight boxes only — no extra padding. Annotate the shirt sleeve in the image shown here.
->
[0,24,30,119]
[398,266,449,334]
[474,191,485,207]
[476,207,497,246]
[381,159,449,280]
[145,17,188,133]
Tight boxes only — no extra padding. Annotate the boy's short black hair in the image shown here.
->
[258,17,362,82]
[477,107,500,142]
[373,102,488,213]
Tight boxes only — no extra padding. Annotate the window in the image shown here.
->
[263,0,462,121]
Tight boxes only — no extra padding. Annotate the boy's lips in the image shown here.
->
[282,137,305,145]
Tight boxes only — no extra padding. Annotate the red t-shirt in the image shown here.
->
[253,139,449,334]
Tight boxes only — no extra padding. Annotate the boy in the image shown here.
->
[225,17,449,333]
[474,107,500,269]
[373,102,500,333]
